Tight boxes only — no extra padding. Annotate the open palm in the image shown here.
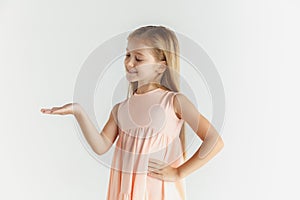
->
[40,103,78,115]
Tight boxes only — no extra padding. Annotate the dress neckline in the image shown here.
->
[133,87,163,96]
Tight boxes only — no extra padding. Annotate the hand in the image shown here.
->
[40,103,80,115]
[147,158,181,182]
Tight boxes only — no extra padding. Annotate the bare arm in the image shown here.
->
[173,93,225,179]
[73,103,120,155]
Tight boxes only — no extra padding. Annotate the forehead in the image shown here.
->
[126,38,153,55]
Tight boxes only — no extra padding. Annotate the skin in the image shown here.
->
[124,37,167,93]
[148,92,225,181]
[40,38,224,183]
[124,38,224,181]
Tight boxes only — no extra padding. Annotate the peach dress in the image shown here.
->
[107,88,186,200]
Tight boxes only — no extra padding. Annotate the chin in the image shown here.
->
[126,74,138,82]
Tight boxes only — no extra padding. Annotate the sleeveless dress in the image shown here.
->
[106,88,186,200]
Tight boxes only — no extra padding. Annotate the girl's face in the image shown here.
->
[124,38,166,85]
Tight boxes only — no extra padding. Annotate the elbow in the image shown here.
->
[93,134,114,156]
[94,148,109,156]
[218,137,225,149]
[93,144,112,156]
[93,148,103,156]
[92,146,105,156]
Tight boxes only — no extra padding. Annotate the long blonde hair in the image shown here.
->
[126,25,187,161]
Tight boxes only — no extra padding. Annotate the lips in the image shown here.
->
[128,69,137,73]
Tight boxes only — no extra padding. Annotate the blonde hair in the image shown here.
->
[126,25,187,161]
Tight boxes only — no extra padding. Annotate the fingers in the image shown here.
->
[40,108,52,114]
[148,170,164,180]
[148,158,167,168]
[148,158,168,175]
[148,165,160,173]
[148,158,167,165]
[40,107,62,114]
[41,103,76,115]
[148,162,162,171]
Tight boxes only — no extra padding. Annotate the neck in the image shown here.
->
[135,82,163,94]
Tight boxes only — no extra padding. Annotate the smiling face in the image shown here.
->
[124,38,166,86]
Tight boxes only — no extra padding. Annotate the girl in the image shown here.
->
[41,25,224,200]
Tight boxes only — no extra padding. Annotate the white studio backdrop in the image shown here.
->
[0,0,298,200]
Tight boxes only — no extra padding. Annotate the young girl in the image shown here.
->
[41,25,224,200]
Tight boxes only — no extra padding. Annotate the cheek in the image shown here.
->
[135,69,149,77]
[137,64,156,74]
[142,70,158,78]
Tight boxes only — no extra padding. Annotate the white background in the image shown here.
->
[0,0,298,199]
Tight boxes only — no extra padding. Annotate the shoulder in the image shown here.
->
[111,99,126,116]
[171,92,198,120]
[171,92,187,120]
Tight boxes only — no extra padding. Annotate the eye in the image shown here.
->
[125,54,143,62]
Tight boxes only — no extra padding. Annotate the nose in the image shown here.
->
[127,62,134,68]
[125,59,135,72]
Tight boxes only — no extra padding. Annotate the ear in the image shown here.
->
[157,61,167,73]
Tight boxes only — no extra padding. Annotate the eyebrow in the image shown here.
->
[126,48,145,56]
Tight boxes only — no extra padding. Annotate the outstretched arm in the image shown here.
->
[74,104,118,155]
[73,103,120,155]
[174,93,225,179]
[41,102,120,155]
